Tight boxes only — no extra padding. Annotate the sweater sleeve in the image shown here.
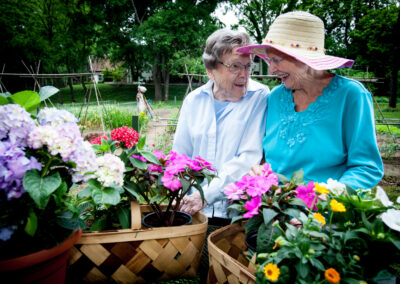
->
[339,82,384,189]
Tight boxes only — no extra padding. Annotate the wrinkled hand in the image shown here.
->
[179,191,207,216]
[249,163,265,176]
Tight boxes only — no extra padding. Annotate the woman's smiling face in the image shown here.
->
[206,47,252,101]
[266,48,309,90]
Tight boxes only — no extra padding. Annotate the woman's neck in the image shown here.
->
[292,72,333,112]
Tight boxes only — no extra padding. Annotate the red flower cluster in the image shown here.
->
[89,126,139,149]
[90,135,107,145]
[111,126,139,148]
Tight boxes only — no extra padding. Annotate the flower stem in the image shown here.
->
[41,155,54,178]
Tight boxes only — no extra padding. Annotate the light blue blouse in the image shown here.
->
[263,74,383,189]
[173,79,270,218]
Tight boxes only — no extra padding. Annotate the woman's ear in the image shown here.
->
[206,68,215,81]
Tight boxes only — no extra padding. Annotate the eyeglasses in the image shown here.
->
[265,56,283,66]
[219,61,255,74]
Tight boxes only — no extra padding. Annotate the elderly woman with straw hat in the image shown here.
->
[241,11,383,189]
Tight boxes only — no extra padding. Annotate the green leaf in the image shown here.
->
[307,231,329,239]
[231,215,244,224]
[23,170,62,209]
[257,223,277,253]
[139,150,161,165]
[0,94,9,105]
[117,206,130,229]
[11,90,41,112]
[295,261,309,279]
[276,173,289,184]
[39,86,59,101]
[129,157,147,170]
[288,198,308,208]
[179,177,190,192]
[245,216,262,233]
[290,169,304,185]
[123,181,141,200]
[309,257,325,271]
[91,215,107,231]
[24,210,38,237]
[57,212,83,230]
[282,208,302,220]
[92,187,121,205]
[345,184,357,196]
[193,183,205,204]
[137,136,146,150]
[77,184,94,198]
[262,208,278,225]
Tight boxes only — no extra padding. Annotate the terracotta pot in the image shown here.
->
[0,229,82,284]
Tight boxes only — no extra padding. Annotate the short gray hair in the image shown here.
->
[202,29,251,69]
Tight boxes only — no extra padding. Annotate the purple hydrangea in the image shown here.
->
[0,104,36,147]
[0,139,42,200]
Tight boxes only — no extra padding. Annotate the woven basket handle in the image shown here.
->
[130,200,142,229]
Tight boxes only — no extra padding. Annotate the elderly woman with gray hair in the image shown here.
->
[173,28,270,223]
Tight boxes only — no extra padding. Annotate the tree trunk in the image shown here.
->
[389,8,400,108]
[163,69,170,102]
[68,77,75,103]
[81,77,88,103]
[152,54,162,101]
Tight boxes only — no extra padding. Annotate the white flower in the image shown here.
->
[95,154,125,187]
[381,209,400,232]
[320,178,346,196]
[375,186,393,207]
[37,107,78,126]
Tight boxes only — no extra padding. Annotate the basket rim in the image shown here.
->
[207,223,256,281]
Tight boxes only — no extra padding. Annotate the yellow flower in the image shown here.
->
[325,268,341,283]
[264,263,280,282]
[315,183,330,194]
[354,255,360,261]
[330,199,346,212]
[314,212,326,226]
[272,241,280,250]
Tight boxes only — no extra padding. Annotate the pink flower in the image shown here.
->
[131,154,147,162]
[161,173,182,191]
[194,156,215,171]
[149,164,163,173]
[153,149,164,160]
[295,181,317,210]
[224,183,244,200]
[188,160,203,171]
[243,196,262,218]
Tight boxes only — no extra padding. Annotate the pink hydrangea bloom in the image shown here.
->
[295,181,317,210]
[153,149,164,160]
[243,196,262,218]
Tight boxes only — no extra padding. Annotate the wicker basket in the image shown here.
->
[68,201,208,283]
[207,223,256,284]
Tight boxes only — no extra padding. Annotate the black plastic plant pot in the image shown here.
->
[142,210,192,228]
[245,230,258,252]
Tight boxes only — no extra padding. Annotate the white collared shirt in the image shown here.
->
[173,79,269,218]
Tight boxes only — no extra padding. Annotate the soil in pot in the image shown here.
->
[142,210,192,228]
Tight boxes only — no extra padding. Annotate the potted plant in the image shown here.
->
[67,129,216,283]
[209,169,400,284]
[224,165,310,252]
[0,89,97,283]
[254,182,400,283]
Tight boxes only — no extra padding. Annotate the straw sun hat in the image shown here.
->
[237,11,354,70]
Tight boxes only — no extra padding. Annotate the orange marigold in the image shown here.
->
[264,263,280,282]
[325,268,341,283]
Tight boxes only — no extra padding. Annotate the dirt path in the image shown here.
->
[143,108,178,148]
